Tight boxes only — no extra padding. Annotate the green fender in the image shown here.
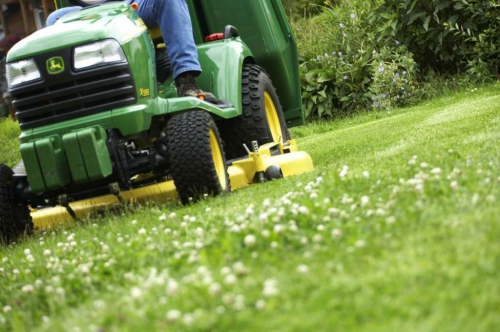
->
[197,37,254,116]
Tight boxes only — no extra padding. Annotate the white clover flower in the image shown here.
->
[209,282,221,295]
[94,300,105,310]
[298,206,310,215]
[313,234,323,243]
[224,274,237,285]
[131,219,137,225]
[13,269,19,275]
[79,264,90,275]
[244,234,257,247]
[131,287,142,299]
[355,240,366,248]
[361,196,370,207]
[331,228,342,238]
[3,305,12,313]
[297,264,309,274]
[386,216,396,224]
[263,279,279,297]
[233,262,248,276]
[158,214,167,221]
[339,166,348,178]
[245,206,254,216]
[220,266,232,275]
[430,168,442,175]
[24,249,31,255]
[26,255,35,263]
[362,171,370,178]
[339,23,345,28]
[328,207,339,216]
[261,229,270,238]
[270,241,279,249]
[167,279,179,296]
[183,313,194,326]
[450,181,459,190]
[350,13,356,19]
[273,224,285,234]
[259,213,269,223]
[229,225,241,233]
[166,309,182,322]
[255,299,266,311]
[2,257,8,263]
[22,284,34,293]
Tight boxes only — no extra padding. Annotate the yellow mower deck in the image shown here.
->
[32,140,313,230]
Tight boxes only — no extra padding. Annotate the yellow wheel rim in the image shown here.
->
[209,129,227,190]
[264,92,283,144]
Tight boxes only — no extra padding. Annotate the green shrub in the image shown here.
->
[369,46,420,110]
[294,0,422,118]
[370,0,500,80]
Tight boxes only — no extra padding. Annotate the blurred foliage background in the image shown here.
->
[280,0,500,119]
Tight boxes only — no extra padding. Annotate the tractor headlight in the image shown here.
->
[6,59,42,88]
[73,39,126,70]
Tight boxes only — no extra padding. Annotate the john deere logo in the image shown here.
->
[46,56,64,75]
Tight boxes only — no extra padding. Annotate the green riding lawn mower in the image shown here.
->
[0,0,314,243]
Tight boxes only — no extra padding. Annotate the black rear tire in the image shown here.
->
[223,64,289,159]
[0,164,33,243]
[167,111,230,204]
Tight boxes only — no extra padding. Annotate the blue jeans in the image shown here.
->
[135,0,201,78]
[46,0,201,78]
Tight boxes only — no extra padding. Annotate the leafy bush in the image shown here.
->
[369,46,420,109]
[370,0,500,80]
[294,0,422,119]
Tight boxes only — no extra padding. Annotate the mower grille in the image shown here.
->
[10,48,137,131]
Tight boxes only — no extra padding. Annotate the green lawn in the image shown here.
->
[0,84,499,331]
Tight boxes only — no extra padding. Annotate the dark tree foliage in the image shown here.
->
[370,0,500,79]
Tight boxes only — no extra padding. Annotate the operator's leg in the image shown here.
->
[135,0,226,103]
[135,0,200,78]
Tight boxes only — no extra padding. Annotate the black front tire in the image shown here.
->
[223,64,289,158]
[0,164,33,243]
[167,111,230,204]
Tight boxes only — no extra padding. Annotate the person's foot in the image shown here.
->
[175,71,219,103]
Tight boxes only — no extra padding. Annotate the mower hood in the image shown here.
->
[7,3,142,62]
